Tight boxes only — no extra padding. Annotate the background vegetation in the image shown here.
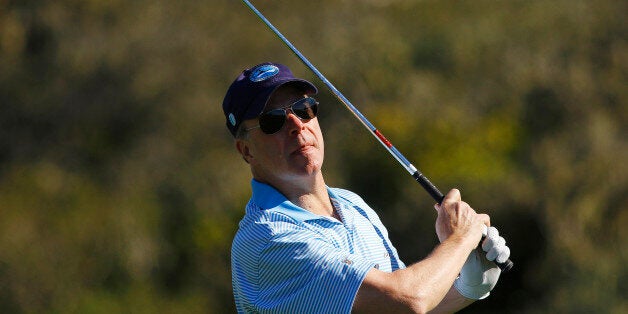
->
[1,0,626,312]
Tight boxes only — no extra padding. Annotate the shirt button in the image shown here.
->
[374,264,380,269]
[343,258,352,265]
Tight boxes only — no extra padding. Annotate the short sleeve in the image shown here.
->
[254,223,374,313]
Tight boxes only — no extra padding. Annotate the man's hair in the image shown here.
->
[235,123,249,140]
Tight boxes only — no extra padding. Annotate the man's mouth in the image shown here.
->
[292,143,315,155]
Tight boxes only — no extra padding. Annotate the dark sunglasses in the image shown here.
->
[245,97,319,134]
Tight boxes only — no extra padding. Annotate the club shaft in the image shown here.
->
[241,0,512,273]
[241,0,442,201]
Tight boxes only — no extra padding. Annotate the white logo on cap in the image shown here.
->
[228,113,237,126]
[250,64,279,82]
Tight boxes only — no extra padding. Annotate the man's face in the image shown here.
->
[237,85,325,184]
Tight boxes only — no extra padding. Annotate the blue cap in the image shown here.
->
[222,62,318,136]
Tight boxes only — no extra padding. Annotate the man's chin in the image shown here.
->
[290,158,323,176]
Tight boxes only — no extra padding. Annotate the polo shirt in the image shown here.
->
[231,179,405,313]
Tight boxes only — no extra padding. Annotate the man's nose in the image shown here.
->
[285,110,305,134]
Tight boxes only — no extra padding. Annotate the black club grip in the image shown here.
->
[496,258,514,272]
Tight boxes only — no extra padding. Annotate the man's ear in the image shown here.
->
[235,139,252,164]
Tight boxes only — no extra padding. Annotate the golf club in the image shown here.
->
[241,0,513,273]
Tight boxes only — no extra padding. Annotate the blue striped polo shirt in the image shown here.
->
[231,179,406,313]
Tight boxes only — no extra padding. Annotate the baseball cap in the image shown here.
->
[222,62,318,136]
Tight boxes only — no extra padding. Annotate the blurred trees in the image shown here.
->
[0,0,626,313]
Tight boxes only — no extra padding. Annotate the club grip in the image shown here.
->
[412,172,444,203]
[413,171,514,272]
[496,258,514,272]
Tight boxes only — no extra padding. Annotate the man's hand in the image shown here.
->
[434,189,489,245]
[355,189,505,313]
[483,225,511,264]
[454,226,511,300]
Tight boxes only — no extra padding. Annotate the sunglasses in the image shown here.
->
[245,97,319,134]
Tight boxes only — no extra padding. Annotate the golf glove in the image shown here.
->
[454,226,510,300]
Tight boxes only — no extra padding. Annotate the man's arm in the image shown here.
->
[353,234,477,313]
[352,189,487,314]
[429,285,474,314]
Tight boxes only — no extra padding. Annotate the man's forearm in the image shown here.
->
[391,236,476,312]
[355,235,476,313]
[428,285,474,313]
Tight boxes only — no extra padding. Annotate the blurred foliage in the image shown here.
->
[0,0,626,313]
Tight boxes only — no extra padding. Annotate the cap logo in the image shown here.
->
[250,64,279,82]
[228,113,236,126]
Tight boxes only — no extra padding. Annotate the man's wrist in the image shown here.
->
[442,233,481,252]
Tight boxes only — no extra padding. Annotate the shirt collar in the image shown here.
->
[250,179,343,223]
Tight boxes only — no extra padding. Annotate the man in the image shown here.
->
[223,62,510,313]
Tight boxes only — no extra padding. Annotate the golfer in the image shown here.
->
[223,62,510,313]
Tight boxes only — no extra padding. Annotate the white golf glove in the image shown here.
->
[454,226,510,300]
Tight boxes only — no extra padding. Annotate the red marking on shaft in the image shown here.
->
[374,130,393,148]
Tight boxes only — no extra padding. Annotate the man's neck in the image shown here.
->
[262,173,335,218]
